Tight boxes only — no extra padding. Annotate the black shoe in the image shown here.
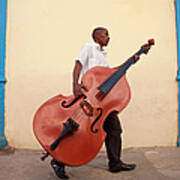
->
[109,161,136,173]
[50,159,69,179]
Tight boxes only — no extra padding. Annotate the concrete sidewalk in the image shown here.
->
[1,146,180,180]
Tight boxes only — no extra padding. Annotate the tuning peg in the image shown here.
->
[148,39,155,45]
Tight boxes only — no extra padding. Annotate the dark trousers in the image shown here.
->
[103,113,122,168]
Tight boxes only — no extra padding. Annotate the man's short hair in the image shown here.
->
[92,27,107,41]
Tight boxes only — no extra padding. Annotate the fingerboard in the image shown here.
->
[97,47,145,95]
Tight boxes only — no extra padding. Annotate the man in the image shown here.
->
[51,27,136,179]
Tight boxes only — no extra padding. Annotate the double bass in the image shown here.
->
[33,39,155,166]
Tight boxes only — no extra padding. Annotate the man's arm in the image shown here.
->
[73,61,83,97]
[73,43,89,97]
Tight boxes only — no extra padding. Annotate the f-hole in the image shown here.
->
[90,108,103,133]
[61,95,86,108]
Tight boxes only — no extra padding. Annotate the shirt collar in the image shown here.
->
[92,42,107,55]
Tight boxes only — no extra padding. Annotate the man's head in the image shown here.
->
[92,27,110,48]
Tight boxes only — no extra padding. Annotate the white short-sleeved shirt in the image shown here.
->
[76,42,110,78]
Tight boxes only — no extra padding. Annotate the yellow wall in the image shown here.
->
[6,0,178,149]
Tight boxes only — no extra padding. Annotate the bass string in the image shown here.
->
[100,68,124,95]
[98,70,119,93]
[100,57,136,94]
[101,71,121,94]
[68,102,91,125]
[99,61,130,94]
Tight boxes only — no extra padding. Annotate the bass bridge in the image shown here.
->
[79,100,94,117]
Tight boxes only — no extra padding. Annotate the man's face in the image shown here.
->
[96,29,110,47]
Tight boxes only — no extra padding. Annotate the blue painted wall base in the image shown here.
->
[175,0,180,147]
[0,0,7,149]
[177,137,180,147]
[0,81,7,148]
[0,136,7,148]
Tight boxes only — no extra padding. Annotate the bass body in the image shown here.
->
[33,67,131,166]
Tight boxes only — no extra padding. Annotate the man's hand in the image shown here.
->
[134,55,140,63]
[73,83,86,97]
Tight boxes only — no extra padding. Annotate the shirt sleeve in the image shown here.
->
[76,44,89,67]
